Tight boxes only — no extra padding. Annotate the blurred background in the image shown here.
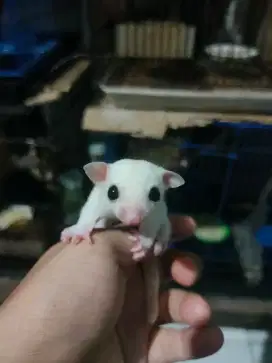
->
[1,0,272,361]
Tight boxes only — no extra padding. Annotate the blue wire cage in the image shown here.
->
[179,122,272,222]
[175,120,272,283]
[0,0,59,78]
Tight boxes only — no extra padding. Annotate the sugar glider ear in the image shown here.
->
[83,162,108,183]
[163,170,185,189]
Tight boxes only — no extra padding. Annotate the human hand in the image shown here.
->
[0,216,223,363]
[110,215,224,363]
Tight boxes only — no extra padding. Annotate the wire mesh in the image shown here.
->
[177,121,272,285]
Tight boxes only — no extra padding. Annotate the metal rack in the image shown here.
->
[83,0,272,113]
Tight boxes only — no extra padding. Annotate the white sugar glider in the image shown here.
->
[61,159,185,323]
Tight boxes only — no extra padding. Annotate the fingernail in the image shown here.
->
[181,256,199,272]
[182,254,202,273]
[192,326,224,358]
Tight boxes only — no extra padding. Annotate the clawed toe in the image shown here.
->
[60,225,92,245]
[132,250,148,262]
[61,231,72,244]
[73,235,84,244]
[129,234,157,261]
[130,243,144,253]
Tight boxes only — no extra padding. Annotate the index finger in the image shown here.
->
[160,216,199,285]
[169,215,196,240]
[161,250,202,287]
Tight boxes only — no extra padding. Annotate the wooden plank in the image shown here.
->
[83,98,272,139]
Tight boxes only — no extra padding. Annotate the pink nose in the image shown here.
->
[118,207,144,225]
[126,215,142,225]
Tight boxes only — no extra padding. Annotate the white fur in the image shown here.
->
[61,159,185,324]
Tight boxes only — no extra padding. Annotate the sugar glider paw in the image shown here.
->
[129,233,154,262]
[61,224,94,245]
[131,243,149,262]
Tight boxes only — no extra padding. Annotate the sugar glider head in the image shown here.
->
[83,159,185,226]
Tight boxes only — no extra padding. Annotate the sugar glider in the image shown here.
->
[61,159,185,323]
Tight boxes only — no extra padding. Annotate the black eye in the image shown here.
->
[148,187,160,202]
[107,185,119,201]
